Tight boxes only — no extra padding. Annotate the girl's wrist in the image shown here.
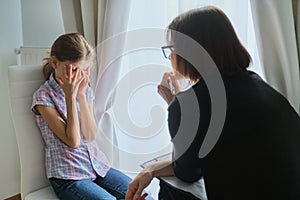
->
[77,93,87,102]
[65,93,77,101]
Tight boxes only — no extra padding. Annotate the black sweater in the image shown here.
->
[168,71,300,200]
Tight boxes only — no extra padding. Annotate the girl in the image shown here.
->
[32,33,133,200]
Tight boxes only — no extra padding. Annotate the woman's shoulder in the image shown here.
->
[168,80,210,111]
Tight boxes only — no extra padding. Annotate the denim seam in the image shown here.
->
[68,186,88,200]
[98,181,125,198]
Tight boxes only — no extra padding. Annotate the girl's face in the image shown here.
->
[51,57,90,79]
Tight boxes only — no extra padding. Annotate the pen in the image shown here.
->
[167,78,176,95]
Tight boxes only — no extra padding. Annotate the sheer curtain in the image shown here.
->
[102,0,263,173]
[59,0,133,168]
[93,0,133,168]
[251,0,300,114]
[60,0,281,173]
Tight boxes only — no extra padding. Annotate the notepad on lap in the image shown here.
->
[140,153,207,200]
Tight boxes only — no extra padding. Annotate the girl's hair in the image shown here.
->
[43,33,94,79]
[167,6,251,80]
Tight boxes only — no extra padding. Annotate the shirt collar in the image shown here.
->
[49,73,63,93]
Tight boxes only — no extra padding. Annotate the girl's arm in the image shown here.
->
[77,67,98,141]
[77,94,98,141]
[35,66,82,148]
[36,96,81,148]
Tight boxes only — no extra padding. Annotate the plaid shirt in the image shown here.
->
[32,73,111,180]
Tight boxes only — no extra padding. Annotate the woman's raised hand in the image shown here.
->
[157,72,180,104]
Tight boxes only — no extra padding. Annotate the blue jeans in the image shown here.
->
[49,168,140,200]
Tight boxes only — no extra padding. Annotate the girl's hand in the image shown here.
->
[57,65,84,99]
[78,66,90,96]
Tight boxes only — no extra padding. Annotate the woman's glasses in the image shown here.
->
[161,45,174,60]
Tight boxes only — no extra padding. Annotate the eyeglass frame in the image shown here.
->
[161,45,174,60]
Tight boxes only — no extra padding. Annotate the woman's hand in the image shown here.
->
[157,84,174,105]
[56,65,84,99]
[126,171,152,200]
[126,160,174,200]
[157,72,180,104]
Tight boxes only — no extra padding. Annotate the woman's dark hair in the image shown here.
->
[43,33,94,79]
[167,6,251,80]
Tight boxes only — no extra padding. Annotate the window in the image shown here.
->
[112,0,263,171]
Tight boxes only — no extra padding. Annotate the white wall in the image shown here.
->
[21,0,64,46]
[0,0,64,198]
[0,0,23,198]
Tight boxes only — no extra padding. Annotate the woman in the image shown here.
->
[126,6,300,200]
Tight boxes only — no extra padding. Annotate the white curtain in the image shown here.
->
[59,0,270,171]
[60,0,133,168]
[60,0,300,174]
[59,0,84,37]
[251,0,300,114]
[59,0,172,174]
[93,0,133,168]
[104,0,262,174]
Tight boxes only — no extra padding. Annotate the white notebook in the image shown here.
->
[140,153,207,200]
